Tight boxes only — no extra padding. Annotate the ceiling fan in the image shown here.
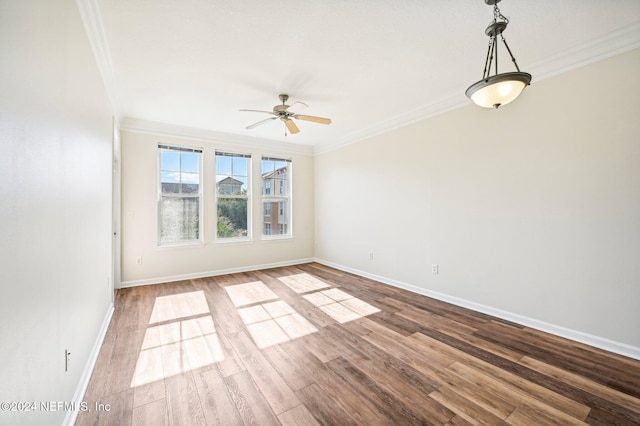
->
[240,94,331,135]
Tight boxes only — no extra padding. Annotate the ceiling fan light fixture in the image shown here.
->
[466,0,531,109]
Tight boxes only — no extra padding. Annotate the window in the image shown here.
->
[216,151,250,240]
[262,157,291,238]
[158,145,202,245]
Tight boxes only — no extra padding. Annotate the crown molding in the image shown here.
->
[76,1,639,157]
[314,21,640,155]
[76,0,122,123]
[120,117,315,155]
[528,21,640,81]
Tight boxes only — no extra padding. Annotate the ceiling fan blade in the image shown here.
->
[239,109,275,115]
[285,118,300,134]
[294,114,331,125]
[287,101,308,113]
[246,117,277,129]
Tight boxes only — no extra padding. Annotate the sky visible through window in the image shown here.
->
[160,150,200,185]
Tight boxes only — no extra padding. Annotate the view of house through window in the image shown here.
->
[262,157,291,237]
[159,149,290,243]
[158,145,202,244]
[216,152,250,239]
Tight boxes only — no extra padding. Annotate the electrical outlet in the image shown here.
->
[65,349,71,372]
[369,252,374,261]
[136,257,143,265]
[432,264,439,274]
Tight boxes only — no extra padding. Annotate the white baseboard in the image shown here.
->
[119,258,315,288]
[314,258,640,361]
[63,302,115,426]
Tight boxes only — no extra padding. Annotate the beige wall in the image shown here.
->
[120,131,315,285]
[315,49,640,351]
[0,1,115,424]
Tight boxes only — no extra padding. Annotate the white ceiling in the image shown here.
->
[85,0,640,153]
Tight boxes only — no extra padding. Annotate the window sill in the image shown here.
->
[214,237,253,245]
[157,240,205,250]
[261,235,293,242]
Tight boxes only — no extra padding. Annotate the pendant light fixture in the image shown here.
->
[466,0,531,109]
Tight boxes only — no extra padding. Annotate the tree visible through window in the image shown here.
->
[158,145,202,244]
[216,152,250,239]
[262,157,291,237]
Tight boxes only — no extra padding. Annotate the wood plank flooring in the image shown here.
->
[76,263,640,425]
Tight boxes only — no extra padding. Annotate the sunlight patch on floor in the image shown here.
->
[303,289,380,324]
[224,281,279,307]
[131,291,224,388]
[278,273,331,294]
[239,300,319,349]
[224,282,320,349]
[149,290,210,323]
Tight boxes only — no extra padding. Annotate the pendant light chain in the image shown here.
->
[492,2,506,79]
[493,3,509,25]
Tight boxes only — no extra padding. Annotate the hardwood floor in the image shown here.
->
[76,263,640,425]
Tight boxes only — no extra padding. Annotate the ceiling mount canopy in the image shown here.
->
[465,0,532,109]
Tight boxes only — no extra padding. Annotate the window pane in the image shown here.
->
[232,157,248,177]
[159,146,201,244]
[262,200,288,235]
[277,200,288,235]
[161,148,200,195]
[261,157,291,238]
[161,150,180,171]
[216,154,249,195]
[181,152,199,173]
[217,156,232,176]
[217,198,248,238]
[181,172,199,194]
[161,171,180,193]
[261,160,275,175]
[160,197,200,243]
[216,153,250,240]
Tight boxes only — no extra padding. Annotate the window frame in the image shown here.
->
[215,151,252,243]
[261,156,292,240]
[157,144,203,247]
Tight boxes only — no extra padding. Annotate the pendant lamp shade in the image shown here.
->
[466,0,531,108]
[466,72,532,109]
